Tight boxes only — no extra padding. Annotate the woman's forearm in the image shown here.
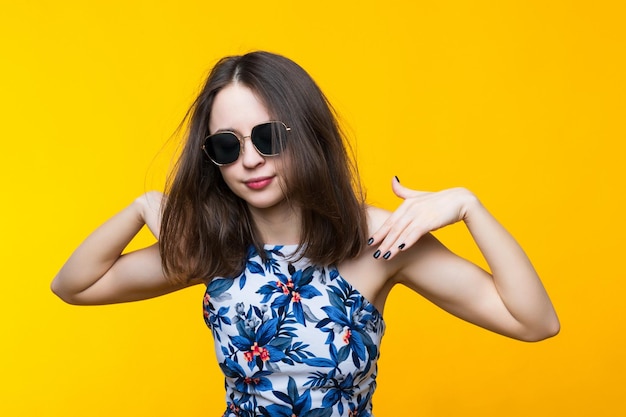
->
[51,200,145,301]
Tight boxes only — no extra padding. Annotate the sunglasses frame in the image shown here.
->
[201,121,291,166]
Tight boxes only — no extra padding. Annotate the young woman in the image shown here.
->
[52,51,559,417]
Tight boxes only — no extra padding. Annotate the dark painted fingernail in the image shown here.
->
[395,176,400,183]
[383,251,391,260]
[373,250,381,259]
[398,243,406,250]
[367,237,374,245]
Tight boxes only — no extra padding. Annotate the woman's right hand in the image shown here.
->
[135,191,165,239]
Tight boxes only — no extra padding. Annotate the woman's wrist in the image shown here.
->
[131,197,148,227]
[134,192,163,238]
[456,187,481,223]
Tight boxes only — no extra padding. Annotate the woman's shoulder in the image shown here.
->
[365,204,392,234]
[333,205,397,312]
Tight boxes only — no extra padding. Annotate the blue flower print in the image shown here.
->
[203,277,235,342]
[259,377,333,417]
[317,298,376,371]
[257,264,322,325]
[239,246,266,290]
[219,357,273,394]
[229,317,286,371]
[205,245,385,417]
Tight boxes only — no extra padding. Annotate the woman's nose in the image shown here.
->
[240,136,265,168]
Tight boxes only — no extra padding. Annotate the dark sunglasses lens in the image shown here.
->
[206,133,240,165]
[251,122,286,156]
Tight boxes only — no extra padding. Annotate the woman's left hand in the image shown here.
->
[368,177,479,260]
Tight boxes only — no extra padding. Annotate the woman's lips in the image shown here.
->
[244,176,273,190]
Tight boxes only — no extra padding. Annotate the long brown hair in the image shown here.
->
[160,51,368,282]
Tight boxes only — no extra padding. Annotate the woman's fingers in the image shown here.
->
[368,178,427,258]
[137,191,165,239]
[369,203,429,259]
[369,179,472,260]
[391,176,422,200]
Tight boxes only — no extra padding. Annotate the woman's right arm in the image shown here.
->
[51,192,195,305]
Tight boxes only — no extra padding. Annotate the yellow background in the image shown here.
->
[1,1,624,416]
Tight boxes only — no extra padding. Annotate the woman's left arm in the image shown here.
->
[369,178,560,342]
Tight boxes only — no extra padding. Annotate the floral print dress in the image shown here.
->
[203,245,386,417]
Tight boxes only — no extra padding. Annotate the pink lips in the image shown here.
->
[244,176,273,190]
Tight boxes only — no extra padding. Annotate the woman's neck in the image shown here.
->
[248,203,302,245]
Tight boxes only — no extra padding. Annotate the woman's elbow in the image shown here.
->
[50,277,82,305]
[519,316,561,342]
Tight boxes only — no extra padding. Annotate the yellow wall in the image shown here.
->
[1,1,624,416]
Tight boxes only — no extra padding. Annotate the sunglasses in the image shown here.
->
[201,121,291,166]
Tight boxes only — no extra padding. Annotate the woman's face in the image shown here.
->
[208,83,289,212]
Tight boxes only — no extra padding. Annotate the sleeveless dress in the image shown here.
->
[203,245,386,417]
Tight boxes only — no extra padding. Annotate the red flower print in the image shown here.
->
[276,278,296,295]
[244,342,271,362]
[244,376,261,385]
[342,329,351,344]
